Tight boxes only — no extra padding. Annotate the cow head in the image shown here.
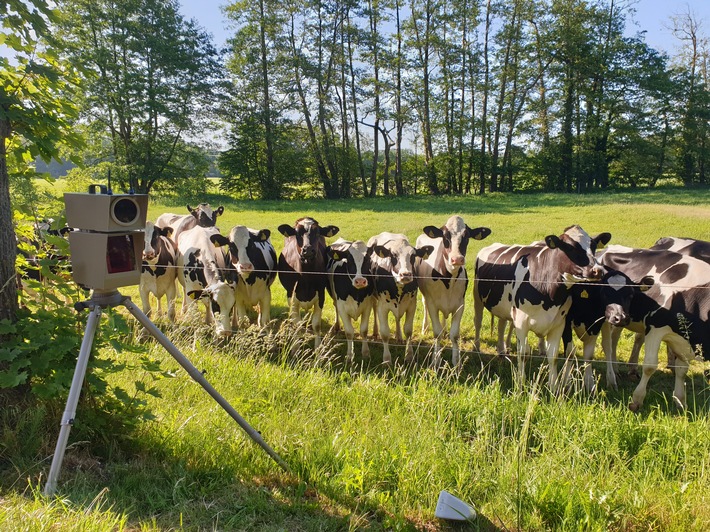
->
[574,270,654,328]
[372,240,434,286]
[422,215,492,274]
[545,225,610,284]
[327,239,372,290]
[278,217,339,268]
[187,203,225,227]
[211,226,271,279]
[204,279,237,336]
[143,221,173,262]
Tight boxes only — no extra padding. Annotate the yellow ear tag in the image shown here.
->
[581,289,589,299]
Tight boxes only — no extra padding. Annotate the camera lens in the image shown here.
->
[111,197,140,226]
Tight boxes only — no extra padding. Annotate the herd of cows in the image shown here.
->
[136,203,710,413]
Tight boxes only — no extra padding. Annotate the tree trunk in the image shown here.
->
[0,116,17,323]
[479,0,492,195]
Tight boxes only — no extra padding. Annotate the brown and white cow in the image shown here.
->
[278,217,339,347]
[211,225,277,328]
[177,226,237,337]
[598,243,710,411]
[367,232,433,364]
[326,238,375,362]
[139,221,179,321]
[155,203,225,242]
[415,215,491,367]
[473,225,611,390]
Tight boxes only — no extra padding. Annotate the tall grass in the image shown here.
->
[3,190,710,530]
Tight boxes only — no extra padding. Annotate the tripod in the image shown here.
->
[44,289,290,496]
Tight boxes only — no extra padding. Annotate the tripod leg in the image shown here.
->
[44,305,103,496]
[122,298,291,474]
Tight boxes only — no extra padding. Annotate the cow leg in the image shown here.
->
[404,306,416,362]
[378,306,392,364]
[360,302,372,358]
[426,300,445,368]
[629,332,663,412]
[166,279,177,322]
[627,332,644,379]
[473,290,484,352]
[258,290,272,327]
[514,329,529,385]
[420,295,428,335]
[312,304,323,348]
[233,301,248,329]
[342,316,356,363]
[496,318,508,355]
[450,303,465,367]
[139,284,152,318]
[600,323,619,391]
[581,334,598,394]
[545,327,565,393]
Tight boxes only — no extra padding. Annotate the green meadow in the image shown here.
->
[2,188,710,531]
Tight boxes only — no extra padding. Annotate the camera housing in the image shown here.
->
[64,189,149,290]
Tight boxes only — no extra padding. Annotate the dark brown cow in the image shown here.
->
[278,217,339,347]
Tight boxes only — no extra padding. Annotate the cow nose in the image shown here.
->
[353,277,368,289]
[239,262,254,273]
[450,255,465,266]
[301,246,315,260]
[143,251,155,260]
[399,271,413,283]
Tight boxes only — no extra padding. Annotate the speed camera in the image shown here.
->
[64,188,149,291]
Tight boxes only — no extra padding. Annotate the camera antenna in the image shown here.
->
[106,169,113,195]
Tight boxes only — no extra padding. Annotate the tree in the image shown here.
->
[1,0,82,322]
[59,0,222,194]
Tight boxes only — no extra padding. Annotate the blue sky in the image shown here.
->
[178,0,710,54]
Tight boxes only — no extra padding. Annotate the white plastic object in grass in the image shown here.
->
[435,490,477,521]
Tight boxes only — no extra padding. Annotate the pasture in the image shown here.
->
[3,188,710,530]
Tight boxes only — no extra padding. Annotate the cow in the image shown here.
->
[176,226,237,337]
[367,232,434,365]
[563,269,653,393]
[155,203,224,242]
[277,217,339,347]
[210,225,277,328]
[139,221,179,322]
[598,244,710,411]
[326,238,375,362]
[414,216,491,367]
[473,225,611,391]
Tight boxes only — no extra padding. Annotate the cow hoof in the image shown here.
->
[672,396,686,410]
[628,401,641,413]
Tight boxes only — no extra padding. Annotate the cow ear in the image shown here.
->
[545,235,562,249]
[258,229,270,241]
[423,225,444,239]
[417,245,434,260]
[593,232,612,250]
[160,226,174,238]
[636,275,655,292]
[327,247,343,261]
[322,225,340,238]
[216,206,225,216]
[210,234,230,247]
[279,224,296,237]
[468,226,491,241]
[186,204,194,213]
[373,245,390,259]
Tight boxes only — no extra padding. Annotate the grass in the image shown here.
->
[3,187,710,530]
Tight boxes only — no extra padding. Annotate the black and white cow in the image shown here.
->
[139,221,179,321]
[326,238,375,362]
[155,203,224,242]
[598,244,710,411]
[278,217,339,347]
[563,269,653,393]
[211,225,277,328]
[176,226,237,337]
[473,225,611,390]
[367,232,433,364]
[415,215,491,367]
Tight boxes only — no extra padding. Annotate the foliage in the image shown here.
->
[58,0,224,194]
[4,208,173,442]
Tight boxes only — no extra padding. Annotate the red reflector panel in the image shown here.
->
[106,235,136,274]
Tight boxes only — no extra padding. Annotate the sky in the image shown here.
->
[178,0,710,55]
